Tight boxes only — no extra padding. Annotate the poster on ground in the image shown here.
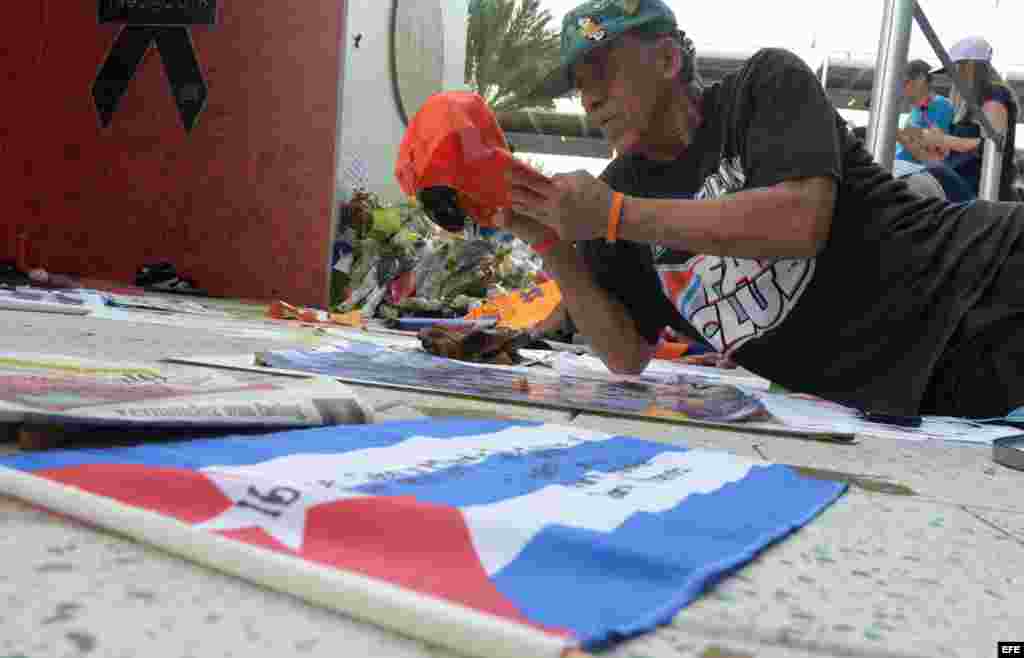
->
[254,341,768,425]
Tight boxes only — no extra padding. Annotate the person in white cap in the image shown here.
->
[497,0,1024,419]
[916,36,1019,201]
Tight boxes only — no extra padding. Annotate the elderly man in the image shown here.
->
[497,0,1024,418]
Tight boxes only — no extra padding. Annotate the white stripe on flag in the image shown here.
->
[462,450,761,575]
[201,424,611,491]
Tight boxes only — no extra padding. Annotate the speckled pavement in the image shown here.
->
[0,304,1021,658]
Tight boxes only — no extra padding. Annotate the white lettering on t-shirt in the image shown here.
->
[657,156,816,354]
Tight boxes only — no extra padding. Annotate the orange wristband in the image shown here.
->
[607,192,624,243]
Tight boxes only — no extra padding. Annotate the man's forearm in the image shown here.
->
[618,179,835,259]
[541,243,656,374]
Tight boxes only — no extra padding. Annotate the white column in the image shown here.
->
[980,137,1004,201]
[865,0,915,171]
[442,0,471,91]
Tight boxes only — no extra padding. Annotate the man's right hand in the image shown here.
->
[497,208,656,376]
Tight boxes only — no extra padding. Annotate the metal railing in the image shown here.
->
[868,0,1005,200]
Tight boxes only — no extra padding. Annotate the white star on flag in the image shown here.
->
[194,471,363,551]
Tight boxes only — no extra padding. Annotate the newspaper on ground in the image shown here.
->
[102,293,231,316]
[0,354,374,439]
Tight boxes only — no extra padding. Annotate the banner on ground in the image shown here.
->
[0,419,846,657]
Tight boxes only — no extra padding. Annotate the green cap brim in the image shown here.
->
[529,35,620,100]
[528,17,677,101]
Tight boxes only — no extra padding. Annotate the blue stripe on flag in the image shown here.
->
[489,464,844,648]
[0,419,540,473]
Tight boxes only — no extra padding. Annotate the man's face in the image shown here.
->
[903,75,929,103]
[572,36,668,154]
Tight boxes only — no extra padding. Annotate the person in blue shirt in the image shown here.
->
[895,59,955,163]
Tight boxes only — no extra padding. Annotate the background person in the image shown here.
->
[918,36,1020,201]
[895,59,954,164]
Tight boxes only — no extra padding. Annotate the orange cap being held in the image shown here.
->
[395,91,546,230]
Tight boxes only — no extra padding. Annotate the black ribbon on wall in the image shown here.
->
[92,1,217,132]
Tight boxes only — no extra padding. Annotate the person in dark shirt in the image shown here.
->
[917,36,1019,201]
[498,0,1024,418]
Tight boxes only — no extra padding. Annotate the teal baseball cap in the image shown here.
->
[532,0,679,99]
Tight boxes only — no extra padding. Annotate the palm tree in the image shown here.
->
[466,0,562,112]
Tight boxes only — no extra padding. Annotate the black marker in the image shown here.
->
[859,410,923,428]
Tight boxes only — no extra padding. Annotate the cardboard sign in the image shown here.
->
[5,1,346,306]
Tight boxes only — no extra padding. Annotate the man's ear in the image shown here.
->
[655,37,683,82]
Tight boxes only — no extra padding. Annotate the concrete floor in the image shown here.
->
[0,303,1022,658]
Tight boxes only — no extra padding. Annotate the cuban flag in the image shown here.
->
[0,419,845,656]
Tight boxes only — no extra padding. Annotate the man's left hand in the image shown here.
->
[507,168,613,242]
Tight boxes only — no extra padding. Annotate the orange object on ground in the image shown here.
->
[654,341,692,360]
[465,280,563,331]
[270,300,363,328]
[330,309,363,328]
[268,300,328,323]
[395,92,550,227]
[268,300,300,320]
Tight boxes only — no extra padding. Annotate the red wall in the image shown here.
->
[2,1,346,306]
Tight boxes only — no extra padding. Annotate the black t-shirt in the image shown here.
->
[580,48,1024,414]
[947,86,1019,201]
